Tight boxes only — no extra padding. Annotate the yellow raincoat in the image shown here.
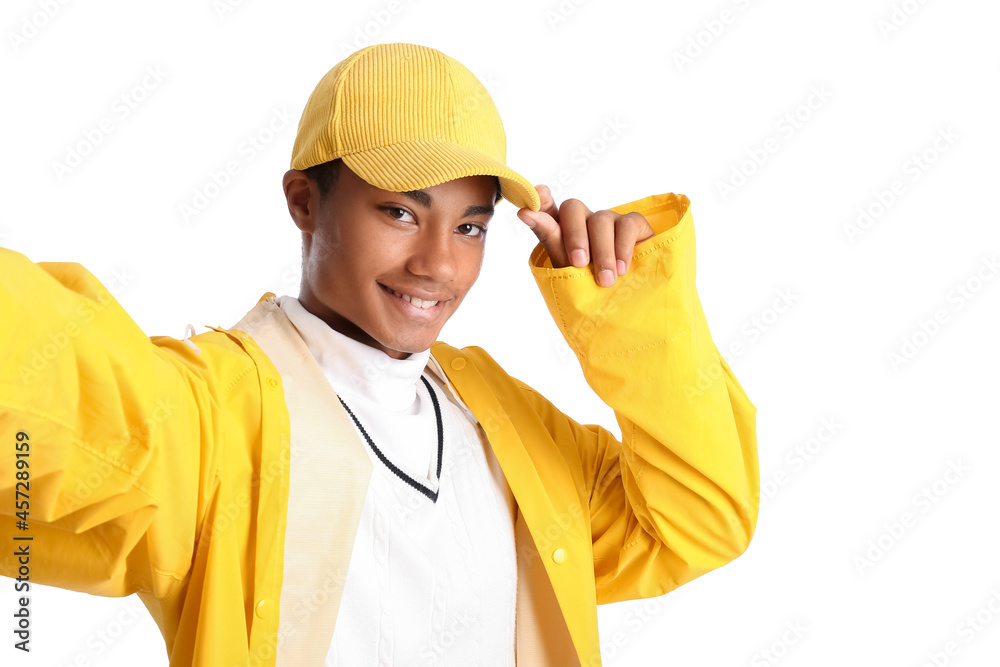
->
[0,192,758,666]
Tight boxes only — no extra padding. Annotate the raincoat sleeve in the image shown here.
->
[525,193,759,603]
[0,247,255,599]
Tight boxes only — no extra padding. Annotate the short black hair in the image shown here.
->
[304,158,503,205]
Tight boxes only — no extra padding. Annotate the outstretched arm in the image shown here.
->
[0,247,255,599]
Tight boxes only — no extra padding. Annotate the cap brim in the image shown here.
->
[340,140,541,212]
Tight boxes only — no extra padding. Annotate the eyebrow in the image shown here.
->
[401,189,494,218]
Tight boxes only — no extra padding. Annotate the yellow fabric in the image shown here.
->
[0,192,758,666]
[290,42,542,212]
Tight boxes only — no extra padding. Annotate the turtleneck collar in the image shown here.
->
[276,295,431,414]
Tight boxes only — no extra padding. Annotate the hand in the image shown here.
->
[517,184,655,287]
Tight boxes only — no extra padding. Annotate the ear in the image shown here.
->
[283,169,318,233]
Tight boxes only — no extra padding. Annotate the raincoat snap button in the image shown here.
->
[267,377,279,390]
[552,548,566,564]
[255,599,269,618]
[450,358,467,370]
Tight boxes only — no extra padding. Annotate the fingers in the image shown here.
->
[585,210,619,287]
[558,198,593,268]
[518,184,569,268]
[520,187,655,284]
[518,184,559,229]
[568,208,653,287]
[613,212,652,275]
[535,184,559,221]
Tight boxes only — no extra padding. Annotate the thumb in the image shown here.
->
[517,184,568,267]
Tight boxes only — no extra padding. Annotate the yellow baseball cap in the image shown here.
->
[290,42,541,212]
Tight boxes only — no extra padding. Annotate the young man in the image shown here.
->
[0,42,759,666]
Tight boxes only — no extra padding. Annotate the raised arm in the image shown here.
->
[524,193,759,603]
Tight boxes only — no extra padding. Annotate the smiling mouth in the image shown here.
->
[378,283,445,310]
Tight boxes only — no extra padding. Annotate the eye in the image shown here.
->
[457,222,488,238]
[379,205,415,222]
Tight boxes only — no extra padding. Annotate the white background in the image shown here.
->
[2,0,999,665]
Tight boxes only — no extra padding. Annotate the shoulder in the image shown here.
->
[432,340,510,378]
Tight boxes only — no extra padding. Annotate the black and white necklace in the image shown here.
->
[337,374,444,503]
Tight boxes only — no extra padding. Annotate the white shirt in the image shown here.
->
[277,296,518,667]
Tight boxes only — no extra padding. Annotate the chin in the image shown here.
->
[375,330,436,356]
[394,337,435,355]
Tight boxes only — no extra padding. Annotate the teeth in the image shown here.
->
[388,286,439,309]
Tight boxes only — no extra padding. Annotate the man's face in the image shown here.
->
[290,163,497,360]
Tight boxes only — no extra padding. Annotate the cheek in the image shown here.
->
[306,234,358,297]
[464,249,486,288]
[307,229,337,268]
[315,226,352,259]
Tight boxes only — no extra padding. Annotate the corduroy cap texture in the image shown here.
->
[290,42,541,212]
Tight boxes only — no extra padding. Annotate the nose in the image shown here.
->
[405,226,459,283]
